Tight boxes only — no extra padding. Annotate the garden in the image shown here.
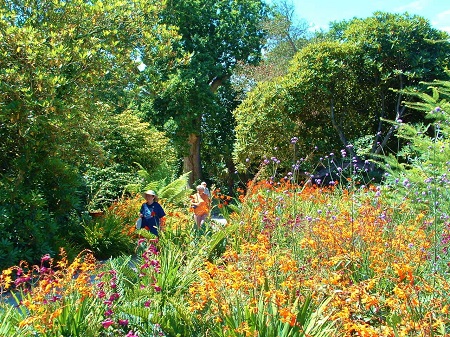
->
[1,84,449,336]
[1,1,450,336]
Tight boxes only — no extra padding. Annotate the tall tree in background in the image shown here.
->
[332,12,450,156]
[232,0,310,96]
[143,0,268,185]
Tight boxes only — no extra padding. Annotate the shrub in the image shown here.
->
[82,210,134,260]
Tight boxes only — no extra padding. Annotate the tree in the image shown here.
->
[232,0,311,96]
[142,0,269,185]
[233,12,450,175]
[0,0,181,266]
[333,12,450,156]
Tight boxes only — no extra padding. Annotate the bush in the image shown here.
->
[0,184,59,270]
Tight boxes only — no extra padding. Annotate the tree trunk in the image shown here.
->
[183,133,201,187]
[183,76,229,186]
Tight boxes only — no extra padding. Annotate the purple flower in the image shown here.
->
[126,331,139,337]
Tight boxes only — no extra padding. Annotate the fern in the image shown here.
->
[120,305,154,321]
[158,171,192,205]
[125,167,191,207]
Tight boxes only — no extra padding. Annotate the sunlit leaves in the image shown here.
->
[233,12,450,172]
[0,0,182,267]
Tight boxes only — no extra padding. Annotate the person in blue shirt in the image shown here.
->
[139,190,166,236]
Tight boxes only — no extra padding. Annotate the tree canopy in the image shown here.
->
[140,0,269,184]
[233,12,450,174]
[0,0,180,265]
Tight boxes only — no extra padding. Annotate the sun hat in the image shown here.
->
[143,190,156,196]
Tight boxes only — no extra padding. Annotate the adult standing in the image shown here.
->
[190,184,210,229]
[201,181,211,197]
[139,190,166,236]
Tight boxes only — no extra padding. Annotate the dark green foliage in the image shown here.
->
[0,0,181,268]
[81,211,134,260]
[83,164,137,212]
[140,0,269,184]
[201,83,241,194]
[0,184,59,270]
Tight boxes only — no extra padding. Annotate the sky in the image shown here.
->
[290,0,450,33]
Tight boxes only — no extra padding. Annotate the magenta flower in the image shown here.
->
[104,309,113,317]
[118,319,129,326]
[109,293,120,301]
[101,318,114,328]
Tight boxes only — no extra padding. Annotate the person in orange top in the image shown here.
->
[190,184,210,229]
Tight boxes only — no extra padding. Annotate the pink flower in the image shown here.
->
[101,318,114,328]
[109,293,120,301]
[118,319,129,326]
[104,309,113,316]
[41,254,51,262]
